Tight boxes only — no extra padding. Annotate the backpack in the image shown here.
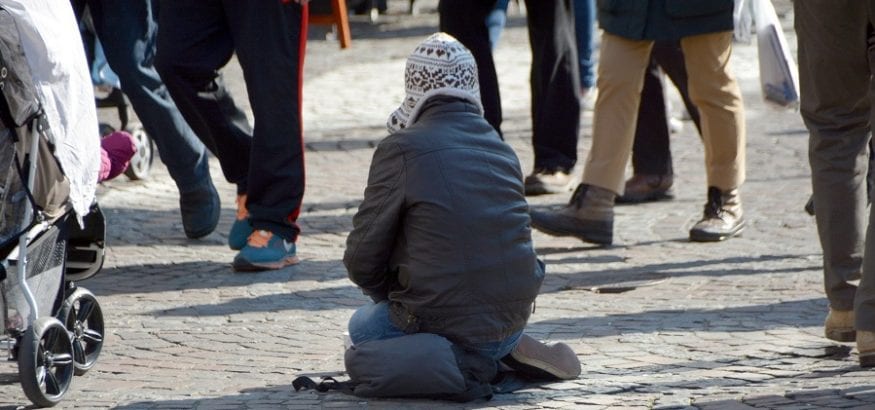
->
[293,333,498,402]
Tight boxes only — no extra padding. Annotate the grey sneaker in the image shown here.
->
[524,168,579,196]
[502,334,581,380]
[689,186,745,242]
[530,184,614,245]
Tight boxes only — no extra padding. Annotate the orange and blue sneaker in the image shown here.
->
[228,194,253,250]
[232,229,300,272]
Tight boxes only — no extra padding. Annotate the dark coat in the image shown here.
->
[597,0,734,41]
[344,96,545,346]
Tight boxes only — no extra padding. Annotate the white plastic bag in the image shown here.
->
[752,0,800,108]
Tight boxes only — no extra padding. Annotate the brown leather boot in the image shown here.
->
[858,330,875,368]
[530,184,614,245]
[617,174,674,203]
[824,309,856,342]
[689,186,745,242]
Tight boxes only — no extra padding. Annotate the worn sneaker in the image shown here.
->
[689,186,745,242]
[232,230,300,272]
[825,309,856,342]
[858,330,875,368]
[228,194,253,250]
[501,334,581,380]
[179,180,220,239]
[524,168,579,196]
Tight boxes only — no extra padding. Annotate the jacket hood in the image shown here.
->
[387,32,483,134]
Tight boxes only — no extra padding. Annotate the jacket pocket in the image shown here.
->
[665,0,733,18]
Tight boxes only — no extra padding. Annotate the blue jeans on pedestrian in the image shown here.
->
[573,0,596,89]
[88,0,213,193]
[348,301,523,360]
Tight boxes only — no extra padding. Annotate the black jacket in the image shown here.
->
[598,0,734,41]
[344,97,544,345]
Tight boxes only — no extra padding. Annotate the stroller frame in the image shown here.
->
[0,6,107,408]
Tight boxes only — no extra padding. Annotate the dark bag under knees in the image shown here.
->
[293,333,497,402]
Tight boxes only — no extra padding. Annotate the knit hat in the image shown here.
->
[387,32,483,134]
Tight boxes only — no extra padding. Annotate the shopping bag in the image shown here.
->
[752,0,799,108]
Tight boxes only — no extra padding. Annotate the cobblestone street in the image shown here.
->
[3,1,875,409]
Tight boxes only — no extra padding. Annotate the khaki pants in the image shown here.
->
[795,0,875,331]
[582,31,745,195]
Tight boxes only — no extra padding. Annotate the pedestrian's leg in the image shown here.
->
[90,0,220,239]
[439,0,501,133]
[795,1,870,333]
[653,40,701,134]
[529,34,651,246]
[680,31,744,193]
[621,53,674,204]
[223,0,307,271]
[572,0,596,92]
[581,34,652,194]
[524,0,580,173]
[154,0,252,194]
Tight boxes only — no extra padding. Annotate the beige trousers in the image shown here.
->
[582,31,746,195]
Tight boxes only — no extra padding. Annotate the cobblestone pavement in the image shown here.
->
[5,1,875,409]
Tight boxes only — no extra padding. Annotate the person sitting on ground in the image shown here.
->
[343,33,581,381]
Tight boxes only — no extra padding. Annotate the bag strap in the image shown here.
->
[292,376,356,394]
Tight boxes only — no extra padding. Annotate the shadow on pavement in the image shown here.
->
[539,253,820,294]
[147,284,363,317]
[527,297,826,335]
[84,259,348,295]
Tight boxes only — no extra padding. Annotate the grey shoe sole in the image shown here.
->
[826,328,857,343]
[616,189,674,204]
[689,221,745,242]
[862,351,875,368]
[530,211,612,245]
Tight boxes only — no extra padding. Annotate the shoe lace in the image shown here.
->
[568,184,586,207]
[247,230,272,248]
[236,194,249,220]
[703,187,724,219]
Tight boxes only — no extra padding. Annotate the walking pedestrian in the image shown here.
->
[531,0,745,245]
[155,0,309,271]
[794,0,875,367]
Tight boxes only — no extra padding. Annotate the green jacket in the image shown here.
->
[598,0,734,41]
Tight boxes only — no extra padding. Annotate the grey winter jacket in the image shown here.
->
[344,97,545,345]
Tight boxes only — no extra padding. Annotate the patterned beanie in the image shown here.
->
[387,32,483,134]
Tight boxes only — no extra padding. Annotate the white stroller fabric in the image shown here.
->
[0,0,100,219]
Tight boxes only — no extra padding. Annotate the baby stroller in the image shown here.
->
[0,7,106,408]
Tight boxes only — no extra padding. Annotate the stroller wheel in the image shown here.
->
[58,287,104,376]
[123,123,155,181]
[18,317,75,407]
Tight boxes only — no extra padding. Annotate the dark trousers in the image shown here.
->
[524,0,580,172]
[155,0,307,241]
[795,0,875,330]
[439,0,580,171]
[85,0,212,193]
[438,0,502,135]
[631,41,701,176]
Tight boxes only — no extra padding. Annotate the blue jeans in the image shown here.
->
[573,0,596,89]
[486,0,511,50]
[88,0,212,192]
[348,301,523,360]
